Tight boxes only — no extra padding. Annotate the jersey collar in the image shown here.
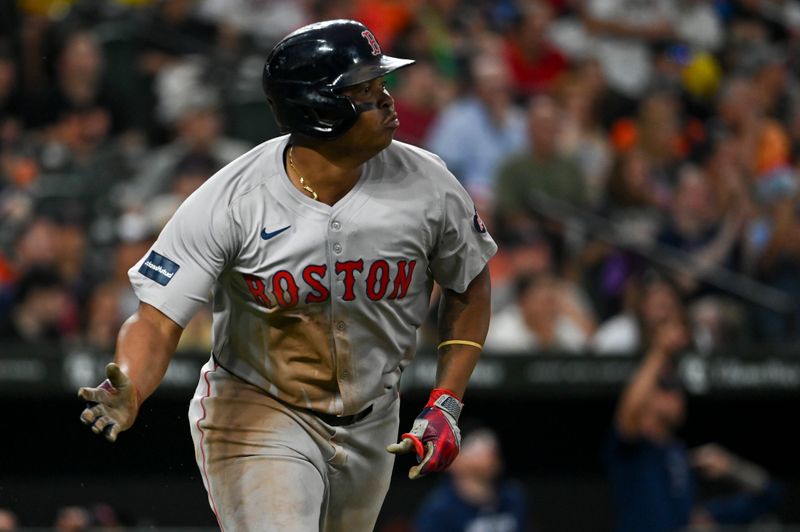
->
[273,135,373,217]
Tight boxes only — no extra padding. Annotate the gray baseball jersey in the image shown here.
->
[129,134,497,416]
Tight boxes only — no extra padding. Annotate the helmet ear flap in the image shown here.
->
[270,82,359,139]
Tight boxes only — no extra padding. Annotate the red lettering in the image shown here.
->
[272,270,299,308]
[366,260,390,300]
[243,274,273,308]
[248,259,415,307]
[361,30,381,56]
[303,264,329,303]
[335,260,364,301]
[389,260,416,299]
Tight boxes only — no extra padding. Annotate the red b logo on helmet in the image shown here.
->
[361,30,381,56]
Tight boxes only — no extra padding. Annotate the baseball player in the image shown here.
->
[78,19,496,531]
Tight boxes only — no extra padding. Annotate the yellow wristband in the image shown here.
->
[437,340,483,351]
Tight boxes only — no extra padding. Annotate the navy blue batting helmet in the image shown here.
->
[262,20,414,139]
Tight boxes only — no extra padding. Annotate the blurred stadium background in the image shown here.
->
[2,0,800,530]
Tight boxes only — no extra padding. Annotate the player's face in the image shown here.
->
[338,77,398,152]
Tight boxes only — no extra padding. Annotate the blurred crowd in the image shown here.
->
[2,0,800,357]
[0,503,123,531]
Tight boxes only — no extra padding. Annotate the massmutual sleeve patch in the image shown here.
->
[139,251,180,286]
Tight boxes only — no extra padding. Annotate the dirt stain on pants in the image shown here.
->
[188,357,401,532]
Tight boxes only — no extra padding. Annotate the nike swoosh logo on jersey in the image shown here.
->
[261,225,291,240]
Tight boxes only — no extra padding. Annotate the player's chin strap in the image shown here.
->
[354,102,378,113]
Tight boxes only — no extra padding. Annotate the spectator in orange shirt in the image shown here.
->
[353,0,416,51]
[715,78,790,177]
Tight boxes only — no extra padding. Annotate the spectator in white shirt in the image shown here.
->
[486,273,596,354]
[593,272,688,355]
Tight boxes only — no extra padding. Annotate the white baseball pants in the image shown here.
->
[188,357,400,531]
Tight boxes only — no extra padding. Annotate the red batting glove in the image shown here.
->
[386,388,462,479]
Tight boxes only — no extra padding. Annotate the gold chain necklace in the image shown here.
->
[288,146,319,201]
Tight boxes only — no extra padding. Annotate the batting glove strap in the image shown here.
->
[426,389,463,424]
[422,388,463,452]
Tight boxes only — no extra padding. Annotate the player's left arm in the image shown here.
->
[388,265,491,479]
[388,157,496,478]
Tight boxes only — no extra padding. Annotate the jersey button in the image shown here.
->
[331,221,341,231]
[341,370,350,379]
[336,321,346,331]
[333,243,342,254]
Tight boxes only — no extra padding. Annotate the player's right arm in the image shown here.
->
[78,302,183,442]
[77,172,241,442]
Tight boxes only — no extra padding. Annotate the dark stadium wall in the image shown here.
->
[2,392,799,529]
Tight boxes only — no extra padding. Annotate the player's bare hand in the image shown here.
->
[78,363,140,443]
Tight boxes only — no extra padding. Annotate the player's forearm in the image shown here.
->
[114,303,183,404]
[435,266,491,398]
